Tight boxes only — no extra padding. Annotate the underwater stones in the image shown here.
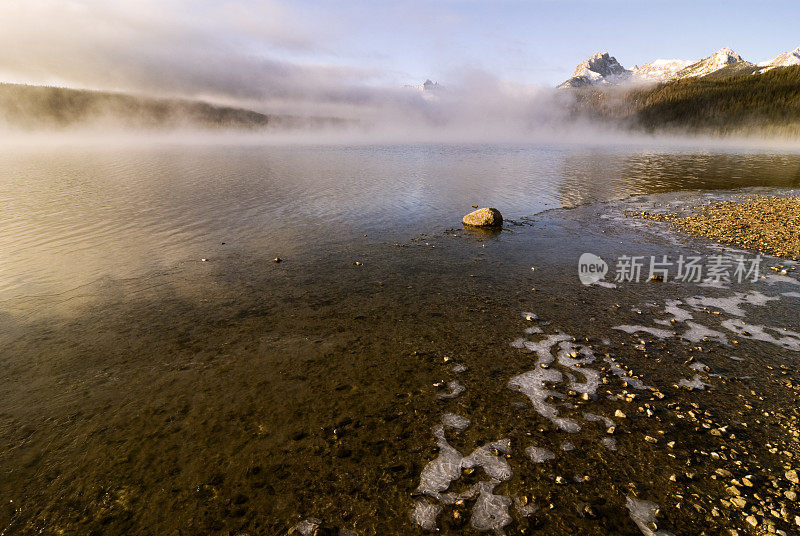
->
[786,470,799,484]
[601,437,617,451]
[289,518,322,535]
[462,207,503,228]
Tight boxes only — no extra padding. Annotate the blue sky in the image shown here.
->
[277,0,800,86]
[0,0,797,102]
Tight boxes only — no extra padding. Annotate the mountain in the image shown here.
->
[558,52,631,88]
[672,48,750,79]
[404,79,442,91]
[560,47,764,88]
[632,59,695,82]
[758,46,800,72]
[572,64,800,137]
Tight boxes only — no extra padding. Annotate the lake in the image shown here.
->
[2,142,800,535]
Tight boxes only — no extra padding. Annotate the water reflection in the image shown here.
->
[1,143,799,312]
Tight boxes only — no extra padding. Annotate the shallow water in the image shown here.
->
[2,142,800,536]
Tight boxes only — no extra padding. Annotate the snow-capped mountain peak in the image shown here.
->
[758,46,800,71]
[559,51,631,88]
[632,59,695,82]
[558,46,800,89]
[674,48,748,78]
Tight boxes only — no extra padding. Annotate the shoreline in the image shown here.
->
[630,195,800,260]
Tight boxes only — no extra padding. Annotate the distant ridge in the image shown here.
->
[0,83,342,130]
[559,46,800,88]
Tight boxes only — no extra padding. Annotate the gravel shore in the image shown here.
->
[634,195,800,259]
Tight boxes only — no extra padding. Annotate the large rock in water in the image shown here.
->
[462,208,503,228]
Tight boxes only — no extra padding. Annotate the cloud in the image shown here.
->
[0,0,588,137]
[0,0,374,105]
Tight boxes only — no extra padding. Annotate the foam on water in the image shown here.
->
[765,273,800,286]
[689,361,708,372]
[663,300,693,323]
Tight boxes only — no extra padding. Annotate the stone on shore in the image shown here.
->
[463,208,503,228]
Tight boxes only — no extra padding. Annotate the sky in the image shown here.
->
[0,0,798,111]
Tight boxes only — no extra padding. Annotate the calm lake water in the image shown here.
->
[2,143,799,310]
[2,142,800,536]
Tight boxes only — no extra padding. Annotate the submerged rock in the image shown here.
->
[462,208,503,228]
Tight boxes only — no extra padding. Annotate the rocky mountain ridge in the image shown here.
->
[560,46,800,88]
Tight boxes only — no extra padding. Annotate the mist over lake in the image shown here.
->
[3,1,800,535]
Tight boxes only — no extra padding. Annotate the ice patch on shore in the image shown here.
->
[722,320,800,351]
[601,437,617,451]
[470,480,513,534]
[603,356,649,390]
[626,496,674,536]
[684,291,778,317]
[509,367,580,432]
[410,500,441,532]
[557,342,600,396]
[414,423,514,532]
[664,300,693,323]
[584,412,615,428]
[442,413,470,431]
[613,325,673,339]
[438,380,466,399]
[681,321,727,344]
[290,518,322,536]
[678,375,709,390]
[526,446,556,463]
